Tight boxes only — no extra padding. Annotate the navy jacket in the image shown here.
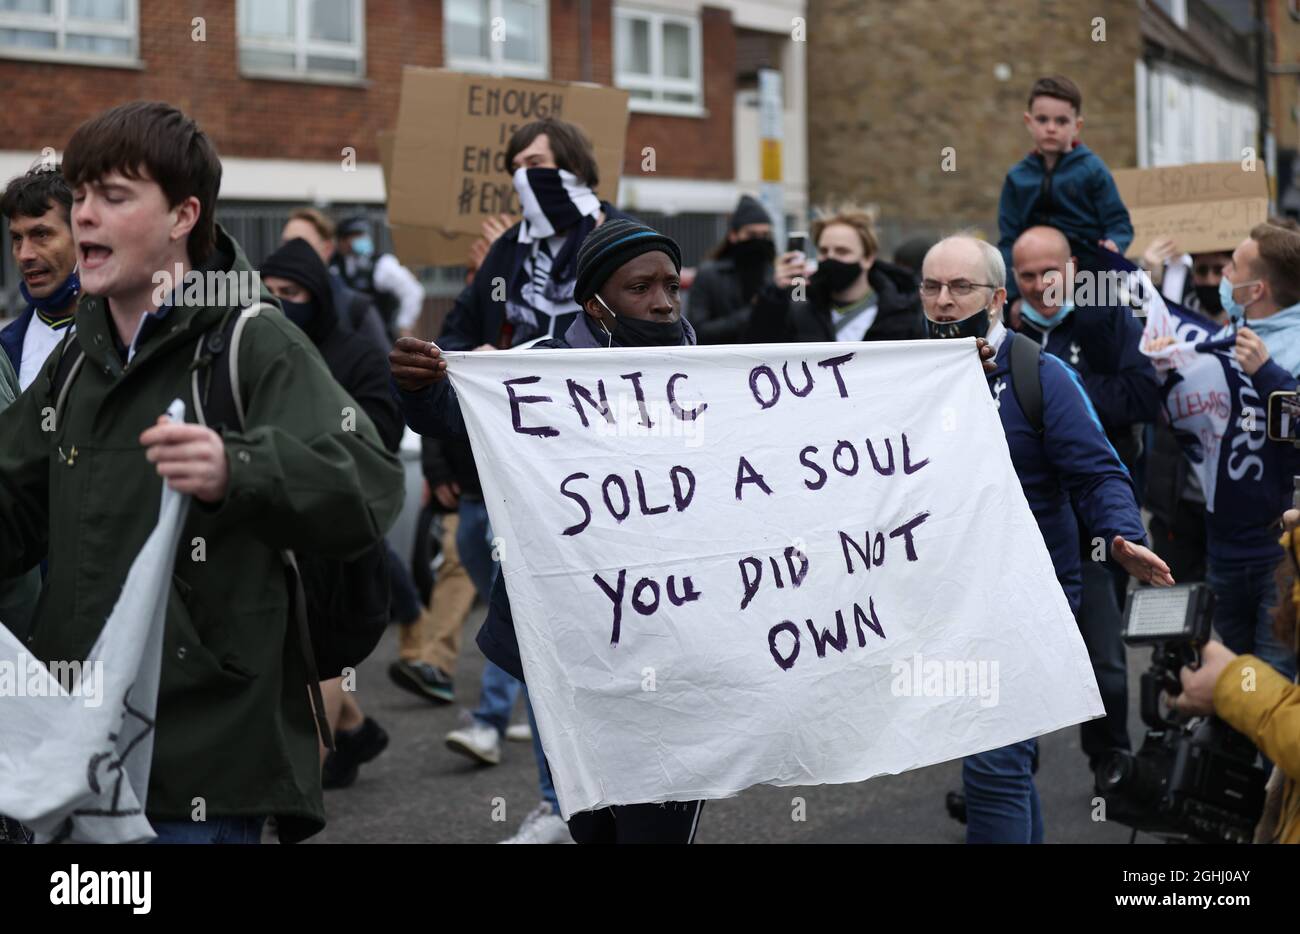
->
[396,312,698,681]
[1208,356,1300,565]
[0,306,34,376]
[990,332,1147,612]
[1015,302,1158,471]
[999,143,1133,301]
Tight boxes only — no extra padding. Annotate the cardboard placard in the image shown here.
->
[378,130,481,268]
[387,68,629,265]
[1113,162,1271,257]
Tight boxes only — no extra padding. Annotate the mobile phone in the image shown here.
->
[786,232,807,255]
[1268,391,1300,442]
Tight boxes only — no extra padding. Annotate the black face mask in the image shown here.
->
[925,310,990,340]
[811,258,864,295]
[730,237,775,301]
[520,167,584,234]
[730,236,775,265]
[1194,284,1223,316]
[596,295,685,347]
[279,299,315,330]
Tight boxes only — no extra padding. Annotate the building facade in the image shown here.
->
[0,0,807,312]
[805,0,1295,255]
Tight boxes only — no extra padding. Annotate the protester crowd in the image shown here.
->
[1,73,1297,846]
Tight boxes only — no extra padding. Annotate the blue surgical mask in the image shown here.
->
[1219,276,1259,325]
[1020,300,1074,331]
[350,235,374,258]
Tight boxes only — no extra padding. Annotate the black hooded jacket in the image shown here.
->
[748,258,927,343]
[261,237,403,451]
[260,238,404,655]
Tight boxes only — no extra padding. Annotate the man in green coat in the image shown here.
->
[0,351,39,640]
[0,102,405,843]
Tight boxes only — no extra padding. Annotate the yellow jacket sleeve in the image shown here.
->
[1214,654,1300,782]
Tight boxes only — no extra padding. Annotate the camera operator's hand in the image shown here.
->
[1174,640,1238,717]
[1111,535,1175,586]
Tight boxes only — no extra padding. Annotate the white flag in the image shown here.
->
[445,340,1102,817]
[0,399,190,843]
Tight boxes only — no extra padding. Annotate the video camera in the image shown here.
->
[1096,584,1268,844]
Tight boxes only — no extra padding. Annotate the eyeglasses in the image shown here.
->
[919,279,998,298]
[1194,263,1225,277]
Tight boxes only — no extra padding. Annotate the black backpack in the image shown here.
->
[50,304,391,747]
[1007,332,1045,435]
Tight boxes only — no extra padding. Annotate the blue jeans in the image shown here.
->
[457,498,496,600]
[458,500,557,811]
[526,690,560,812]
[962,739,1043,843]
[1076,559,1130,759]
[1207,559,1297,682]
[149,816,264,844]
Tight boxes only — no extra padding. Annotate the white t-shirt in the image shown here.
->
[19,314,69,390]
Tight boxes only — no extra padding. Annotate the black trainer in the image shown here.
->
[322,717,389,790]
[945,791,967,825]
[388,660,454,705]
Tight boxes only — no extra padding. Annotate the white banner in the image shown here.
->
[446,339,1101,817]
[0,400,189,843]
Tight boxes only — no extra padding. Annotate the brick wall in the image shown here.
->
[1,1,736,182]
[621,5,735,181]
[0,0,439,163]
[806,0,1141,238]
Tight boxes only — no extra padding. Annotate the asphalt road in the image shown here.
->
[308,607,1164,844]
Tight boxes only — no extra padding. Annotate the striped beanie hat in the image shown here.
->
[574,219,682,304]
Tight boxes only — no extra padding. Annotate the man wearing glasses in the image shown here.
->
[919,234,1173,844]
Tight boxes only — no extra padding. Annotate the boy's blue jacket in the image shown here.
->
[991,332,1147,613]
[999,143,1133,301]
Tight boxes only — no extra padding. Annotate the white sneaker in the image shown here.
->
[505,722,532,743]
[445,718,501,765]
[499,802,572,844]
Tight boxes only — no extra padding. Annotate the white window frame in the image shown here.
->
[237,0,366,84]
[614,6,704,118]
[444,0,549,80]
[0,0,140,68]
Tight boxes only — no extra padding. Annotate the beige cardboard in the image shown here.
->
[378,130,480,267]
[389,67,629,254]
[1113,162,1271,257]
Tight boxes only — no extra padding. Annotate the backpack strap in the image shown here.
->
[1008,332,1045,436]
[190,302,335,751]
[49,330,86,431]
